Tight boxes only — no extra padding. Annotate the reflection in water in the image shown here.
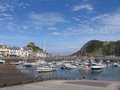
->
[16,65,120,81]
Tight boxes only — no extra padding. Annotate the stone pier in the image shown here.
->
[0,80,119,90]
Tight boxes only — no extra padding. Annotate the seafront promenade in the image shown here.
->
[0,80,119,90]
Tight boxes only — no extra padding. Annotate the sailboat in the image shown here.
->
[36,59,56,73]
[36,37,56,73]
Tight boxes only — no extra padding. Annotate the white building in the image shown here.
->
[9,46,21,57]
[0,45,10,57]
[36,51,49,57]
[0,45,48,58]
[9,47,31,58]
[19,47,29,57]
[0,45,32,58]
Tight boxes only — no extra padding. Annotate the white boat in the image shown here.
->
[90,63,105,72]
[36,59,56,73]
[0,60,5,64]
[64,63,77,69]
[112,63,119,67]
[55,62,64,69]
[37,65,56,73]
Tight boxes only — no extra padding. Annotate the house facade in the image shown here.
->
[0,45,48,58]
[0,45,10,57]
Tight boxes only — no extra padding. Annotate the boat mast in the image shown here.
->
[42,36,46,60]
[43,36,46,53]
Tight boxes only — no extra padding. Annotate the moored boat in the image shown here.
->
[64,63,77,69]
[112,62,119,67]
[37,66,56,73]
[90,63,105,72]
[36,59,56,73]
[0,60,5,64]
[23,63,33,67]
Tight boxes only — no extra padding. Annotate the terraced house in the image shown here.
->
[0,45,10,57]
[0,45,49,58]
[0,45,33,58]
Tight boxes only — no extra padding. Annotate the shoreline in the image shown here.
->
[0,80,119,90]
[0,64,120,88]
[0,64,37,87]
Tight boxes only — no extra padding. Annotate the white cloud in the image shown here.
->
[63,11,120,35]
[102,13,120,26]
[91,14,109,21]
[72,16,81,21]
[0,13,11,17]
[0,2,14,12]
[17,25,29,31]
[34,26,42,30]
[0,1,30,13]
[0,35,36,40]
[0,1,31,32]
[20,25,29,30]
[73,4,94,12]
[48,27,57,31]
[91,11,120,34]
[7,22,15,32]
[63,27,84,36]
[29,13,66,27]
[52,32,61,35]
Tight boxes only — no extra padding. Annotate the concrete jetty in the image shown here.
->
[0,80,119,90]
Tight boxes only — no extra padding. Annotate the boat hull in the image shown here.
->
[37,67,56,73]
[90,65,104,72]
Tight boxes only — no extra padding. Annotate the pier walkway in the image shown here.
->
[0,80,119,90]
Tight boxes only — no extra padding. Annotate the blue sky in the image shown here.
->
[0,0,120,55]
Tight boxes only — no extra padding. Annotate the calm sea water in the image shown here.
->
[17,65,120,81]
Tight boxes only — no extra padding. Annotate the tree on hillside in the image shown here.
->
[72,40,120,57]
[28,42,35,46]
[26,42,43,52]
[115,41,120,56]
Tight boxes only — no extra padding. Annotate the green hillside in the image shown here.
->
[26,42,43,52]
[73,40,120,56]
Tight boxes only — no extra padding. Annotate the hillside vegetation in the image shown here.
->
[73,40,120,56]
[26,42,43,52]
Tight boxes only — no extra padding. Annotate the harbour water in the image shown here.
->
[17,65,120,81]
